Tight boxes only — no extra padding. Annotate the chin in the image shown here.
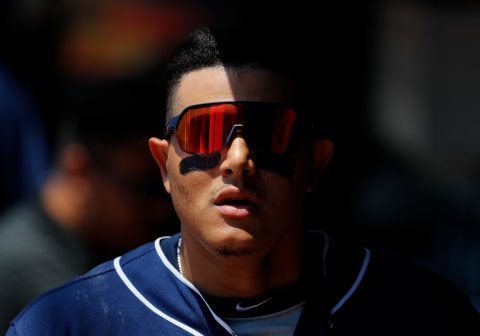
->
[215,245,255,257]
[212,230,259,257]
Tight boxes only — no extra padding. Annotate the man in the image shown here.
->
[6,23,479,335]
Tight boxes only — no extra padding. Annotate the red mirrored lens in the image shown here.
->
[175,102,300,155]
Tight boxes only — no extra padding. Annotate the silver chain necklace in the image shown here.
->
[176,237,183,275]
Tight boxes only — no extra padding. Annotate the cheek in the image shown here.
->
[266,160,311,213]
[168,175,194,223]
[167,156,210,218]
[267,170,308,201]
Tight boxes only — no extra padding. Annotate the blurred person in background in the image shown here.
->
[0,2,237,330]
[0,64,52,216]
[0,77,179,332]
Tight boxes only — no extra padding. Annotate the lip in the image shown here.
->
[214,187,259,218]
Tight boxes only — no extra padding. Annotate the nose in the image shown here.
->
[220,130,256,178]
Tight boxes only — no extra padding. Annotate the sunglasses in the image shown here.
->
[164,101,307,155]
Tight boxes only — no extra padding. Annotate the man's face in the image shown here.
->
[152,66,318,257]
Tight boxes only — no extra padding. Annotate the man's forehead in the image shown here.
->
[172,66,298,116]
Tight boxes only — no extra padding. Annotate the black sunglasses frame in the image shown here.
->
[164,101,306,155]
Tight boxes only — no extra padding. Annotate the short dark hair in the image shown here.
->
[165,24,303,111]
[163,23,336,141]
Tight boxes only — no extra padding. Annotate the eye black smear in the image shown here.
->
[179,152,221,174]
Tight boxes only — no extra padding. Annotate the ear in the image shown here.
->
[307,139,334,192]
[148,137,171,194]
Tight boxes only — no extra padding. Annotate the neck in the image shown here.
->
[177,230,304,298]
